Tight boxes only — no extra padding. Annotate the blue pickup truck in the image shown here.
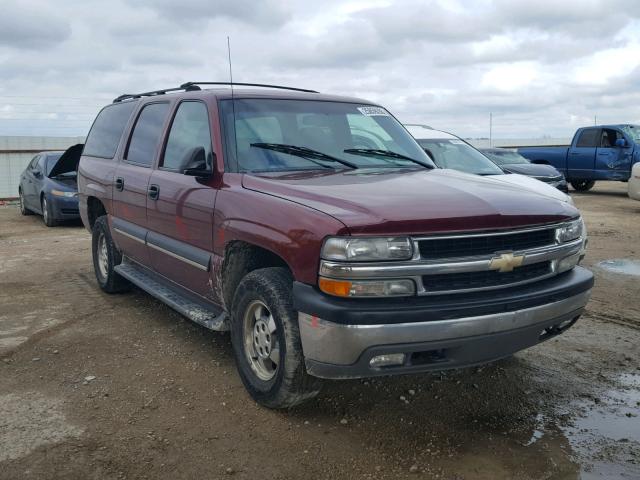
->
[518,124,640,191]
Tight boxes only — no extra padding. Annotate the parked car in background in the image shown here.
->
[76,83,592,408]
[405,125,573,204]
[517,125,640,191]
[18,145,82,226]
[629,162,640,201]
[480,147,568,192]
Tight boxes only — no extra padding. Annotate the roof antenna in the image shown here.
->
[227,36,239,170]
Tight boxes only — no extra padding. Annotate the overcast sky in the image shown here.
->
[1,0,639,138]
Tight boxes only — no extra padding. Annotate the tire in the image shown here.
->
[19,189,32,215]
[570,180,596,192]
[91,215,131,293]
[230,267,322,408]
[41,196,57,227]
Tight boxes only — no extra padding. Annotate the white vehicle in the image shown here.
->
[405,125,574,205]
[629,162,640,200]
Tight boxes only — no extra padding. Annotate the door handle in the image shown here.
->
[148,184,160,200]
[115,177,124,191]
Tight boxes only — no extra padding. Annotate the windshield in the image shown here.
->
[219,99,435,172]
[44,153,63,176]
[620,125,640,143]
[417,139,503,175]
[482,150,530,166]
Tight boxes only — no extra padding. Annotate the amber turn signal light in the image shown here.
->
[318,277,352,297]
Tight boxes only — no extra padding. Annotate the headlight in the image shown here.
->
[321,237,413,262]
[51,190,77,198]
[556,218,583,243]
[318,277,415,297]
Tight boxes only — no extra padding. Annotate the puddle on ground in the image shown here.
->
[525,373,640,479]
[597,259,640,277]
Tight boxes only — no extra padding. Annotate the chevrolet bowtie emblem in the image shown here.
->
[489,252,525,272]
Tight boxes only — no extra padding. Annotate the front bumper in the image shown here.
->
[294,267,593,379]
[50,195,80,219]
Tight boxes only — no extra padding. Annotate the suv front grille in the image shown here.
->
[422,261,552,293]
[418,227,556,259]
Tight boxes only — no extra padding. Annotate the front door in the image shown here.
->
[111,102,171,267]
[146,101,216,299]
[596,128,632,179]
[568,127,598,180]
[22,155,41,209]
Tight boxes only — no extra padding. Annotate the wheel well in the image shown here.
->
[221,241,290,310]
[87,196,107,230]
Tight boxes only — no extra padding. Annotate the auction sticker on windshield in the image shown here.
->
[357,106,390,116]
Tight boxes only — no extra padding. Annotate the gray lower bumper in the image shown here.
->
[298,290,590,379]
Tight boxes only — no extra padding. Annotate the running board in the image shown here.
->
[115,259,228,331]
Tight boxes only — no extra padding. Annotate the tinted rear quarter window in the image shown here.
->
[126,103,170,166]
[83,101,137,158]
[576,128,600,148]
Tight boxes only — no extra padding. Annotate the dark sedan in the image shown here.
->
[18,146,82,226]
[480,147,568,192]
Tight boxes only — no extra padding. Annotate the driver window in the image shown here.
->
[162,102,213,170]
[601,129,622,148]
[36,155,46,172]
[29,155,41,170]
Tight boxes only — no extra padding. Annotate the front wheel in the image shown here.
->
[41,196,57,227]
[570,180,596,192]
[91,216,131,293]
[230,267,322,408]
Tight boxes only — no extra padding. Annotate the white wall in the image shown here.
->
[0,136,85,199]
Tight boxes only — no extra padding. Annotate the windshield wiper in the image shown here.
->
[344,148,434,169]
[251,143,358,169]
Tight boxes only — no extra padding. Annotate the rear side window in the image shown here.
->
[84,102,137,158]
[162,102,213,170]
[576,128,600,148]
[125,103,170,166]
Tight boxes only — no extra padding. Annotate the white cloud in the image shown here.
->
[0,0,639,137]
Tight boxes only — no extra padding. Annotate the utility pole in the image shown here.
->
[594,115,597,125]
[489,112,493,148]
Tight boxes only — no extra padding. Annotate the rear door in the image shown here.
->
[596,128,632,179]
[146,100,217,298]
[112,102,171,267]
[568,128,599,180]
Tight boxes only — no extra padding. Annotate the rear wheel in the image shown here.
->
[230,267,322,408]
[19,189,32,215]
[91,215,131,293]
[41,196,57,227]
[570,180,596,192]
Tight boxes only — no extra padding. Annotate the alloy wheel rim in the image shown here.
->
[97,232,109,279]
[243,300,280,381]
[19,192,24,212]
[42,198,48,222]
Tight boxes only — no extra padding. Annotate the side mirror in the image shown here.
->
[182,146,214,177]
[615,138,627,148]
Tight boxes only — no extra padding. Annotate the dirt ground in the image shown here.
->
[1,182,639,480]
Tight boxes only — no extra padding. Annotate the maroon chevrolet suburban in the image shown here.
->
[78,82,593,408]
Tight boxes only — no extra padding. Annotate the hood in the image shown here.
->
[48,143,83,177]
[487,173,572,203]
[241,168,578,235]
[500,163,561,178]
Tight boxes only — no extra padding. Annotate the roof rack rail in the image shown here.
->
[113,82,318,103]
